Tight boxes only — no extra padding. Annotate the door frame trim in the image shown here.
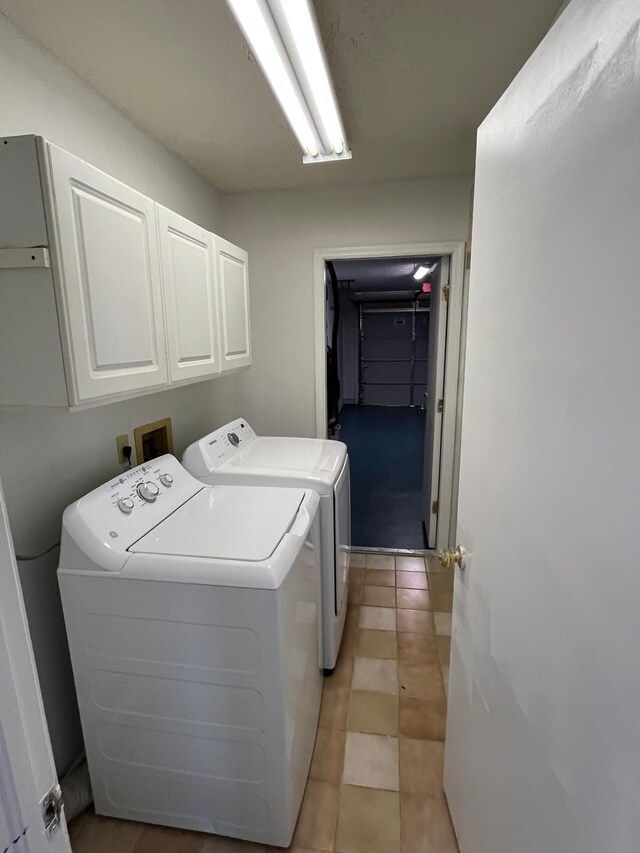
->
[312,241,467,550]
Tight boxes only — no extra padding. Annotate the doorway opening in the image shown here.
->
[314,241,467,554]
[325,255,449,550]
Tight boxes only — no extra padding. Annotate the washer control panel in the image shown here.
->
[117,497,135,514]
[183,418,257,476]
[108,459,177,514]
[61,455,204,572]
[136,480,160,503]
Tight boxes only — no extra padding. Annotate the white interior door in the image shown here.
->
[422,256,448,547]
[0,477,71,853]
[445,2,640,851]
[45,143,168,404]
[157,206,221,384]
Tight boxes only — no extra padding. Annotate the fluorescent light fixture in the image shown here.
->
[413,264,437,281]
[226,0,351,164]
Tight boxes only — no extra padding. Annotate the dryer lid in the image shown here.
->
[129,485,305,562]
[232,437,346,473]
[182,418,347,479]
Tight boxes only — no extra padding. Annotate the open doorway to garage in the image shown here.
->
[325,255,447,549]
[314,241,466,554]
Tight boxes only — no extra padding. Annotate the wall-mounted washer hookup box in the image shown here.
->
[134,417,173,464]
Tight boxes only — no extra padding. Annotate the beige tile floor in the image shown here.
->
[68,552,457,853]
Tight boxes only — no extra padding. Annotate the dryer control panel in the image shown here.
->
[183,418,257,476]
[59,455,203,572]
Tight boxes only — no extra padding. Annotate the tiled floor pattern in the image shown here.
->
[68,552,457,853]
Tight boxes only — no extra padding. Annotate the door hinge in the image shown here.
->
[41,783,64,838]
[432,499,439,515]
[437,398,444,413]
[442,284,450,302]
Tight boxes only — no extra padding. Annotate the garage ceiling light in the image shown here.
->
[227,0,351,164]
[413,264,436,281]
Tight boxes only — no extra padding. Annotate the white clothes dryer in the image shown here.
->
[183,419,350,671]
[57,455,322,848]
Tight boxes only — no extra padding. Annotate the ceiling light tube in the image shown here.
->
[226,0,350,164]
[270,0,348,159]
[413,265,431,281]
[226,0,321,157]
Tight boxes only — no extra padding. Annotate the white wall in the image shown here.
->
[224,176,472,437]
[0,13,238,775]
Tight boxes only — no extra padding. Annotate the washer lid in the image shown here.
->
[129,486,305,562]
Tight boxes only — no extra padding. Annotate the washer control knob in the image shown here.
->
[137,481,160,502]
[227,432,240,446]
[117,497,135,514]
[159,473,174,488]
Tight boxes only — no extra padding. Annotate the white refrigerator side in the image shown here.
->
[0,477,71,853]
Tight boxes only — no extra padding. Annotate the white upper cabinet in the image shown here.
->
[214,236,252,373]
[0,136,251,409]
[45,144,168,404]
[157,206,221,384]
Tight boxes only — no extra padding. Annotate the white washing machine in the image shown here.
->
[57,455,322,848]
[183,419,350,671]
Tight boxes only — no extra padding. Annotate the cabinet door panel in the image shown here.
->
[75,188,156,369]
[46,144,167,404]
[214,237,251,372]
[157,207,220,383]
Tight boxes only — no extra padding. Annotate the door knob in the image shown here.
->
[438,544,466,570]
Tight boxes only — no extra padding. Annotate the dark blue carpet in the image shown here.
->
[339,404,426,549]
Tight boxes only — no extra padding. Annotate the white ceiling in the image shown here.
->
[0,0,562,193]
